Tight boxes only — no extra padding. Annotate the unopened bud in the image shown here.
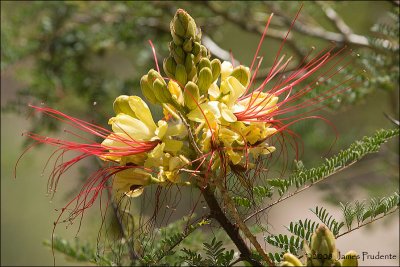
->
[197,67,213,94]
[280,262,295,267]
[210,58,221,82]
[175,64,188,86]
[153,79,170,103]
[192,42,201,56]
[198,58,211,72]
[200,45,209,57]
[283,253,303,266]
[171,24,184,46]
[185,53,196,80]
[148,69,165,86]
[183,81,200,110]
[310,224,338,266]
[172,45,185,65]
[173,10,187,37]
[183,38,193,53]
[231,65,251,87]
[140,75,158,104]
[163,56,176,79]
[341,250,358,267]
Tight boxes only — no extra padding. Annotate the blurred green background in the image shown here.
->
[1,1,398,266]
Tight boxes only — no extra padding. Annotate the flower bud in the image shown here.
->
[140,75,158,104]
[175,63,188,86]
[280,262,295,267]
[192,42,201,56]
[310,224,338,266]
[231,65,251,87]
[210,58,221,82]
[185,53,196,80]
[172,44,185,65]
[153,79,171,103]
[183,81,200,110]
[197,67,213,94]
[282,253,303,266]
[341,250,358,267]
[172,10,187,37]
[200,44,209,57]
[148,69,165,85]
[171,24,184,46]
[183,38,193,53]
[163,56,177,79]
[198,58,211,73]
[113,95,135,117]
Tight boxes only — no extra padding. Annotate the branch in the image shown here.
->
[202,1,306,59]
[201,186,263,266]
[335,207,399,239]
[213,177,274,266]
[265,2,369,47]
[243,161,357,223]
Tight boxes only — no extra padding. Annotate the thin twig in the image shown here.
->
[335,208,399,239]
[265,2,369,47]
[202,1,306,59]
[244,161,358,222]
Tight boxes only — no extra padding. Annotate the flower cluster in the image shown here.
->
[20,8,354,218]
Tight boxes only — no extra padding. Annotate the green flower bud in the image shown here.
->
[163,56,176,79]
[172,10,187,37]
[210,58,221,82]
[153,79,171,103]
[140,75,158,104]
[183,81,200,110]
[175,63,188,87]
[171,27,184,46]
[192,42,201,56]
[198,58,211,73]
[172,45,185,65]
[185,19,196,39]
[197,67,213,94]
[185,54,196,81]
[283,253,303,266]
[183,38,193,53]
[341,250,358,267]
[148,69,164,85]
[310,225,338,266]
[280,262,295,267]
[200,45,209,57]
[231,65,251,87]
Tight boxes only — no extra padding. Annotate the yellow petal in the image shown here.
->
[128,96,157,132]
[220,76,246,107]
[221,61,233,81]
[112,168,157,199]
[227,148,242,165]
[187,101,221,123]
[219,102,237,122]
[144,143,165,168]
[208,83,221,100]
[164,139,183,153]
[109,114,154,140]
[156,120,168,140]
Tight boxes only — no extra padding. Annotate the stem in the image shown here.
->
[213,178,274,266]
[335,208,399,239]
[201,185,263,266]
